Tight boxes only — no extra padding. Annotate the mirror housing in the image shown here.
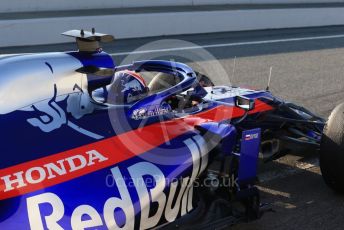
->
[235,96,255,111]
[76,66,115,92]
[76,66,114,77]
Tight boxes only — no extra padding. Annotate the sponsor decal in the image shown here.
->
[0,150,108,193]
[25,136,208,230]
[132,103,172,120]
[244,133,259,141]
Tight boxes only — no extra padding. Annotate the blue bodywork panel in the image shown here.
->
[238,128,261,184]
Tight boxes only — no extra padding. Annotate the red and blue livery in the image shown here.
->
[0,29,343,230]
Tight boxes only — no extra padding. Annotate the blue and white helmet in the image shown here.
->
[108,70,148,104]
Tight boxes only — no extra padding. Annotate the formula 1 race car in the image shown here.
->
[0,30,343,230]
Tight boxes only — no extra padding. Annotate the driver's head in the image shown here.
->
[108,70,148,104]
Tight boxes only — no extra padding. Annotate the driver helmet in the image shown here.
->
[108,70,148,104]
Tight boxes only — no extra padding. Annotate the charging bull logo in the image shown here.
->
[26,83,103,139]
[0,54,104,139]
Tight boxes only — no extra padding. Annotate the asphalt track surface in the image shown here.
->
[2,26,344,230]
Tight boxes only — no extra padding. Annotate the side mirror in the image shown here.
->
[76,66,115,92]
[76,66,115,77]
[235,96,255,111]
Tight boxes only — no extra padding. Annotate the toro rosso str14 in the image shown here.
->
[0,30,343,230]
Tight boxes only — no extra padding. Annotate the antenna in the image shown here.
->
[266,66,273,91]
[232,56,237,80]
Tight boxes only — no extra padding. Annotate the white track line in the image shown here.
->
[1,33,344,58]
[110,34,344,57]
